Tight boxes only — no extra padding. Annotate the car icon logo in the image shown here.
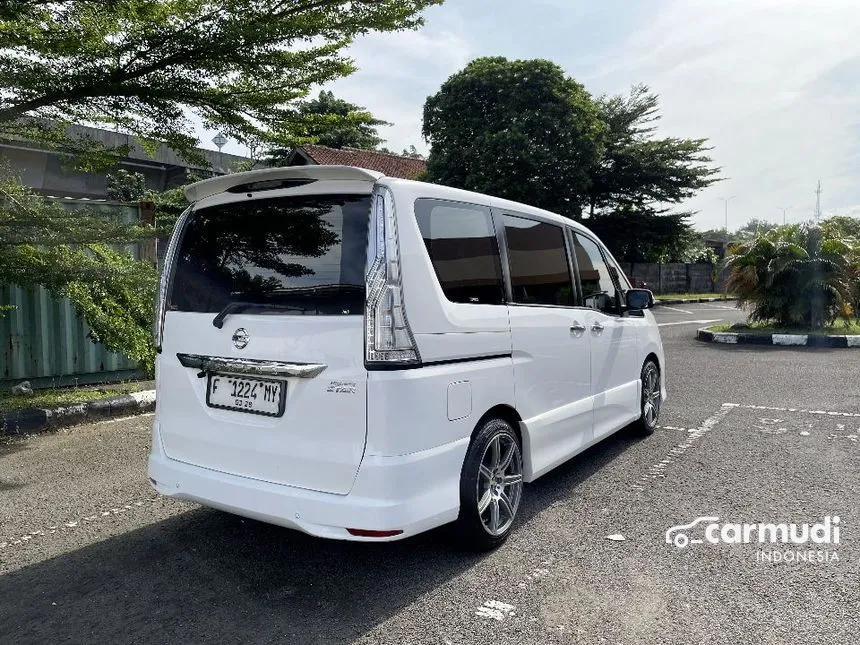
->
[232,328,250,349]
[665,516,720,548]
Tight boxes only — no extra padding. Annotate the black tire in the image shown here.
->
[454,417,524,551]
[633,359,661,436]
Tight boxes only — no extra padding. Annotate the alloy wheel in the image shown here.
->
[476,433,523,536]
[642,362,661,428]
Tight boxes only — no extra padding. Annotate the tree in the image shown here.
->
[584,209,691,263]
[0,0,439,372]
[0,0,439,161]
[269,91,390,156]
[422,57,606,218]
[725,224,855,329]
[586,85,720,218]
[106,169,147,202]
[582,85,720,261]
[379,144,425,159]
[735,218,777,241]
[0,169,158,371]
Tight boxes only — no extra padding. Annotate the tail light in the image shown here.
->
[153,207,192,352]
[364,186,420,367]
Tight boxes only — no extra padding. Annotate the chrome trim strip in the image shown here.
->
[177,353,327,379]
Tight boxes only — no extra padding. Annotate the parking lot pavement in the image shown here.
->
[2,303,858,644]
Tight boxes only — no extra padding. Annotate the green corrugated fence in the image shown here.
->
[1,199,145,387]
[0,284,139,386]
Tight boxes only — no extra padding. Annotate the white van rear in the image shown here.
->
[148,166,666,549]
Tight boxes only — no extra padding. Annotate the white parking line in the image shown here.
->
[691,305,739,311]
[657,319,722,327]
[726,403,860,418]
[659,305,694,314]
[633,403,735,490]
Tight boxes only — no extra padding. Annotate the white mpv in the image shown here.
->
[149,165,665,549]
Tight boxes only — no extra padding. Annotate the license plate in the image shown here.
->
[206,374,286,417]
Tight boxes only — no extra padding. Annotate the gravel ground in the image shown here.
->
[1,302,857,644]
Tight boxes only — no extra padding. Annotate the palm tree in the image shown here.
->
[725,225,853,329]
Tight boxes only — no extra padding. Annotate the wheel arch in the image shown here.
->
[471,404,523,447]
[644,351,660,368]
[467,404,540,482]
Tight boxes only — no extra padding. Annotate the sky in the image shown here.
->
[206,0,860,232]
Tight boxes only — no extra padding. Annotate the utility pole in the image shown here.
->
[719,196,736,257]
[814,180,823,222]
[776,206,792,226]
[718,196,735,300]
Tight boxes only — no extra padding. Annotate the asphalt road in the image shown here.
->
[2,302,858,644]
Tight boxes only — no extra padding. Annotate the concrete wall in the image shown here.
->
[625,262,726,294]
[1,123,254,200]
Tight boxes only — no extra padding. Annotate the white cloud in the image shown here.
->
[202,0,860,233]
[587,0,860,230]
[326,20,473,153]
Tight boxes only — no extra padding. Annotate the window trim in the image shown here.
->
[413,197,507,307]
[494,210,578,309]
[569,228,628,317]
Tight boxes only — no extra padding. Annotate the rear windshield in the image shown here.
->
[168,194,371,315]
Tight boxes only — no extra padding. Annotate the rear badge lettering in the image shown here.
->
[326,380,357,394]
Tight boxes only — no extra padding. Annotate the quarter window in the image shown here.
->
[414,199,505,305]
[503,216,574,306]
[573,233,619,314]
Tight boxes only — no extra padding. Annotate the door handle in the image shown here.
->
[570,322,586,334]
[591,321,605,333]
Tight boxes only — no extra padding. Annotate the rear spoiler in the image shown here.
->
[184,165,385,203]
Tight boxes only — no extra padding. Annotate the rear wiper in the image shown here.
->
[212,301,302,328]
[268,284,364,295]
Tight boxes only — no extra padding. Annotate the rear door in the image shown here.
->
[158,191,371,495]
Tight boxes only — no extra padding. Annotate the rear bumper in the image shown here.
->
[148,419,467,541]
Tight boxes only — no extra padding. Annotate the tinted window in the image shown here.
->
[573,233,619,314]
[169,194,370,315]
[415,199,504,305]
[503,216,574,306]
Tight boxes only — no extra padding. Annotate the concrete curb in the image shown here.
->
[1,390,155,437]
[655,297,737,306]
[697,327,860,348]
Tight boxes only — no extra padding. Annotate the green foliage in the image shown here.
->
[106,169,147,202]
[423,67,719,257]
[145,177,199,236]
[268,91,391,159]
[725,224,858,329]
[379,144,425,159]
[423,57,606,219]
[0,0,439,165]
[583,86,720,261]
[734,218,778,241]
[820,215,860,239]
[587,85,720,217]
[1,170,158,372]
[585,209,690,263]
[674,233,720,264]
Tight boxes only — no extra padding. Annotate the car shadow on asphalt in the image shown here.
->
[0,430,639,644]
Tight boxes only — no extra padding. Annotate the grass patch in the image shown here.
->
[0,381,150,413]
[707,321,860,335]
[654,293,729,300]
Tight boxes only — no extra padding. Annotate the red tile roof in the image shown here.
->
[297,145,426,179]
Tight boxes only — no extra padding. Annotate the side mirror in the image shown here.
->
[625,288,654,311]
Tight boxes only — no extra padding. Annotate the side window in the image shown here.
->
[414,199,505,305]
[503,215,574,306]
[573,233,620,315]
[603,248,631,291]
